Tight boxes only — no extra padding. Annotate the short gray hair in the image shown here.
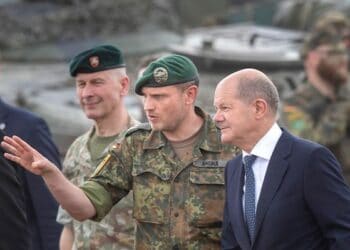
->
[236,74,279,114]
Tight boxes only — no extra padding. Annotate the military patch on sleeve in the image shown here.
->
[283,105,308,131]
[90,153,112,178]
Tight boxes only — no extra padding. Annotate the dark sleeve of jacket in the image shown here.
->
[22,117,63,250]
[0,132,30,250]
[304,145,350,249]
[3,106,62,250]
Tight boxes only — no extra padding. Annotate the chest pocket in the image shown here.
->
[132,163,171,224]
[187,161,226,227]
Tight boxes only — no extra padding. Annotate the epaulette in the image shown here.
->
[124,122,151,136]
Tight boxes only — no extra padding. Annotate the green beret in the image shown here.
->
[70,45,125,77]
[135,54,199,95]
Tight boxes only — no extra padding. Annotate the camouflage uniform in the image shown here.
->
[57,116,139,250]
[280,83,350,183]
[81,107,239,250]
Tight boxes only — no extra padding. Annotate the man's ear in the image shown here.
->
[184,85,198,105]
[254,98,267,119]
[120,76,130,96]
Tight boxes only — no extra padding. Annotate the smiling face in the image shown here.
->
[75,68,129,122]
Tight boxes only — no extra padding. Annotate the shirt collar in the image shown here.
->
[243,123,282,161]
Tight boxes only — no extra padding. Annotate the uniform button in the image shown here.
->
[174,212,179,217]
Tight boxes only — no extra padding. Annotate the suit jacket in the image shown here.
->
[0,99,62,250]
[0,129,30,250]
[222,129,350,250]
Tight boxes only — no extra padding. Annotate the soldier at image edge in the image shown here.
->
[279,27,350,183]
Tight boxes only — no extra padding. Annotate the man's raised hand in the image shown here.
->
[1,135,56,176]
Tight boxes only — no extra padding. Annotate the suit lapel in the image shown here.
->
[228,155,251,248]
[253,131,292,245]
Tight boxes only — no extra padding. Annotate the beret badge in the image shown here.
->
[153,67,168,84]
[89,56,100,68]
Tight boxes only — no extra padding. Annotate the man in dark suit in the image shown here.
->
[0,98,62,250]
[213,68,350,250]
[0,129,30,250]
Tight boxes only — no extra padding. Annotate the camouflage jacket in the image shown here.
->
[279,83,350,180]
[56,116,139,250]
[81,107,239,250]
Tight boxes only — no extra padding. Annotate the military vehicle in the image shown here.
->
[168,23,305,71]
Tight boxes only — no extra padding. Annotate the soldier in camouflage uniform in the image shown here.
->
[2,54,239,250]
[279,28,350,183]
[56,45,137,249]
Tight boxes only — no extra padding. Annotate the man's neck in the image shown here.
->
[94,108,129,137]
[163,110,204,142]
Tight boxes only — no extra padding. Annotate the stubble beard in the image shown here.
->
[317,59,348,87]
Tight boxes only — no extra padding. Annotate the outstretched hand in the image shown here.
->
[1,135,56,176]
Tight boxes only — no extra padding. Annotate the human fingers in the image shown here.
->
[3,151,22,165]
[12,136,37,154]
[1,137,21,156]
[2,136,33,167]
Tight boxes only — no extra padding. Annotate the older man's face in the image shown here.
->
[213,80,256,147]
[75,69,127,121]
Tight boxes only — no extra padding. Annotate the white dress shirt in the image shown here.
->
[242,123,282,212]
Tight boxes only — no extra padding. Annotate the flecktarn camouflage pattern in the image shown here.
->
[81,107,239,249]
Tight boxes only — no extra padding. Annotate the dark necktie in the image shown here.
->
[243,154,257,242]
